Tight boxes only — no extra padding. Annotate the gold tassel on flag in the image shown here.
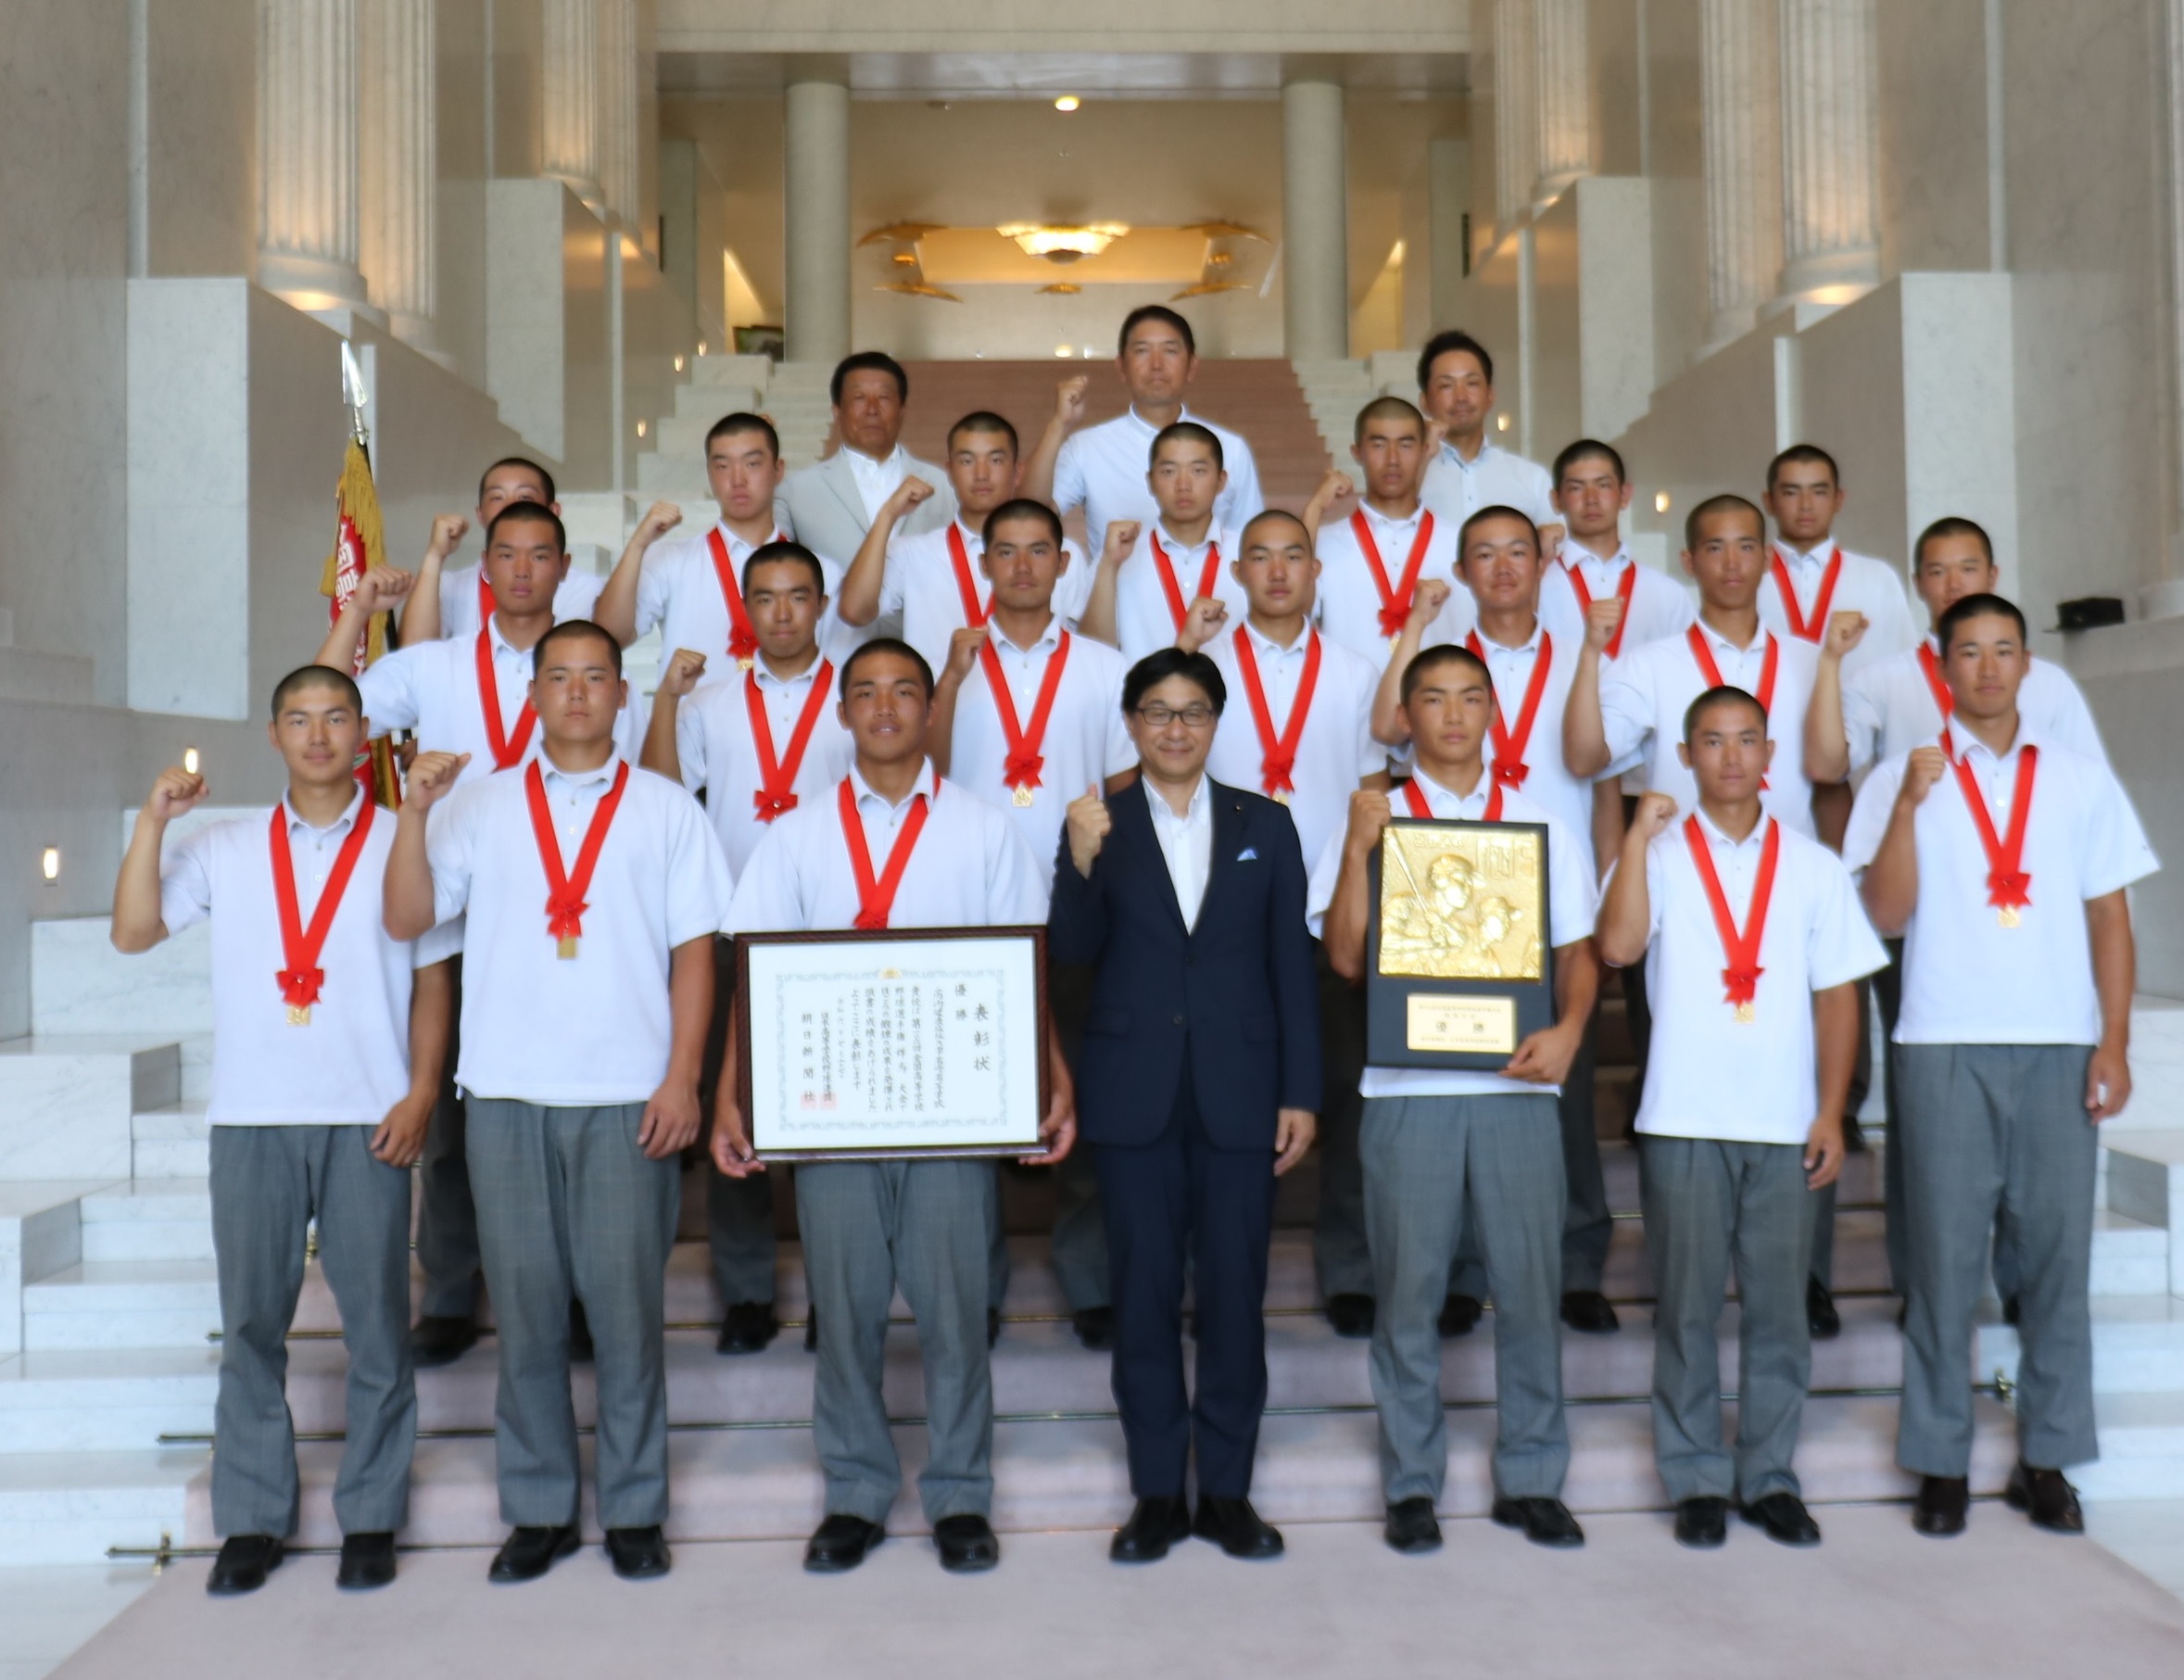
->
[323,354,404,809]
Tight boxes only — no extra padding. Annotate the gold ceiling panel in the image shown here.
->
[914,226,1215,284]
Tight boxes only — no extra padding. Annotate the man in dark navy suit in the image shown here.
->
[1049,647,1320,1564]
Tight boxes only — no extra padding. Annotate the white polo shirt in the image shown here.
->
[1306,767,1597,1102]
[1111,521,1248,664]
[1840,637,2107,775]
[880,516,1096,679]
[945,618,1134,879]
[1311,503,1474,666]
[425,752,734,1104]
[434,563,605,639]
[1598,620,1822,838]
[674,657,857,878]
[1761,543,1917,676]
[1844,719,2158,1046]
[1466,620,1603,880]
[728,760,1048,934]
[1630,811,1886,1145]
[1204,621,1381,876]
[635,520,855,688]
[158,790,460,1126]
[1420,438,1556,533]
[1052,405,1263,560]
[1536,541,1697,661]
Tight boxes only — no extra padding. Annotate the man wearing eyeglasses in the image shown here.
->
[1048,648,1320,1565]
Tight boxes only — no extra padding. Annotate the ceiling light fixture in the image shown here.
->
[1000,222,1130,264]
[1054,95,1081,112]
[1655,492,1672,513]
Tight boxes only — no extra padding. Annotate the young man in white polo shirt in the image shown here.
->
[386,621,733,1586]
[1597,687,1884,1550]
[642,540,856,1358]
[1300,397,1474,663]
[110,665,456,1597]
[1316,644,1600,1555]
[928,499,1133,1348]
[714,638,1076,1577]
[1538,440,1694,660]
[1079,422,1249,664]
[396,457,604,643]
[836,412,1095,676]
[1847,594,2157,1541]
[1414,330,1560,551]
[1022,305,1263,559]
[1177,509,1387,1337]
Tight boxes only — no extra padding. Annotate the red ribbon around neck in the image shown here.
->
[745,661,834,821]
[523,760,630,948]
[840,774,932,929]
[978,631,1072,794]
[1351,510,1436,639]
[1684,813,1781,1010]
[1232,626,1321,797]
[269,800,376,1011]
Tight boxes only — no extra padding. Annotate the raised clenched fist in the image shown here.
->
[1178,596,1229,653]
[426,513,469,560]
[1900,744,1949,807]
[658,649,708,699]
[1103,520,1142,567]
[890,475,936,517]
[637,501,683,545]
[1823,610,1869,662]
[404,750,471,811]
[1583,595,1626,652]
[1630,790,1678,843]
[1055,375,1090,426]
[1407,577,1452,634]
[944,624,986,683]
[353,564,416,614]
[1066,783,1112,878]
[146,766,208,823]
[1344,787,1395,859]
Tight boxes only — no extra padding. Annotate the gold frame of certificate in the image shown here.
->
[1365,817,1557,1069]
[734,927,1051,1161]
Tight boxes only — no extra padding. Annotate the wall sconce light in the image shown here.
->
[697,340,708,357]
[1496,414,1511,433]
[41,846,61,883]
[636,420,648,438]
[674,355,686,373]
[1054,95,1081,112]
[183,747,200,775]
[1054,345,1073,358]
[1654,492,1671,514]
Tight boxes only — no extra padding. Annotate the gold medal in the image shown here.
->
[286,1004,311,1027]
[1998,905,2020,929]
[737,655,754,672]
[1011,784,1035,808]
[557,935,578,959]
[1272,789,1289,805]
[1734,1002,1754,1025]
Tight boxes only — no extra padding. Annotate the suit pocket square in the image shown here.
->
[1236,847,1259,862]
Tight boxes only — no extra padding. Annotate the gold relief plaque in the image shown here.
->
[1377,823,1546,982]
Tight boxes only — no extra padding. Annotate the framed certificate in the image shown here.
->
[1365,818,1557,1069]
[734,927,1050,1161]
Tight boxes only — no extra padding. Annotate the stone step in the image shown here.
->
[0,1036,180,1182]
[78,1179,218,1263]
[2105,1130,2184,1294]
[687,353,776,392]
[0,1180,119,1355]
[0,1447,199,1566]
[130,1104,210,1181]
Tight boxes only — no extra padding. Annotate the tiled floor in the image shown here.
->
[0,1563,154,1680]
[2088,1499,2184,1601]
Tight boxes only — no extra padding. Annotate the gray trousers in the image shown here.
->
[1312,946,1374,1298]
[1363,1094,1570,1503]
[1896,1043,2099,1476]
[702,940,780,1307]
[1045,962,1108,1312]
[415,956,479,1319]
[467,1099,679,1529]
[208,1124,414,1537]
[1640,1135,1816,1503]
[798,1157,997,1525]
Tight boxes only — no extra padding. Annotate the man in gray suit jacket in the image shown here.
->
[780,351,956,571]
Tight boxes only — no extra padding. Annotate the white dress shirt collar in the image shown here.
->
[1439,436,1502,474]
[1691,805,1770,855]
[1697,615,1769,656]
[1359,499,1426,533]
[1559,534,1631,575]
[1473,614,1546,656]
[1409,764,1497,816]
[753,651,824,693]
[1774,538,1837,573]
[536,747,624,790]
[281,785,367,838]
[849,757,941,813]
[1945,714,2037,768]
[991,613,1062,658]
[1242,617,1312,660]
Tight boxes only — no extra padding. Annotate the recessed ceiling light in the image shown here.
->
[41,846,60,882]
[1054,345,1073,358]
[1054,95,1080,112]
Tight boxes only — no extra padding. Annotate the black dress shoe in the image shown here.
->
[1327,1294,1376,1339]
[1806,1276,1840,1340]
[207,1535,284,1596]
[1490,1496,1585,1548]
[1193,1496,1283,1559]
[716,1301,779,1355]
[2005,1461,2085,1534]
[987,1307,1002,1348]
[410,1314,479,1368]
[1437,1294,1484,1339]
[1673,1497,1728,1548]
[1110,1496,1193,1563]
[568,1300,594,1363]
[1072,1306,1116,1351]
[1741,1492,1822,1547]
[933,1514,1001,1573]
[605,1525,672,1578]
[2002,1294,2022,1326]
[335,1531,396,1590]
[1383,1497,1442,1554]
[803,1513,883,1573]
[1912,1475,1969,1537]
[803,1307,818,1352]
[488,1524,579,1583]
[1560,1290,1621,1334]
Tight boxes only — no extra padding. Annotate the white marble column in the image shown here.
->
[1281,76,1349,360]
[2162,0,2184,599]
[1493,0,1537,234]
[1775,0,1881,305]
[597,0,638,228]
[542,0,601,212]
[784,64,851,366]
[1701,0,1783,347]
[1533,0,1591,207]
[257,0,378,318]
[359,0,437,353]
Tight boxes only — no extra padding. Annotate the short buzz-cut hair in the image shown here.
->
[1458,504,1541,556]
[1122,647,1226,716]
[705,411,780,459]
[1553,437,1627,486]
[742,539,827,597]
[1766,442,1842,490]
[478,456,556,506]
[1117,304,1196,359]
[1417,329,1495,392]
[1353,395,1428,444]
[1240,508,1314,549]
[948,411,1020,456]
[1684,493,1765,551]
[532,618,623,676]
[270,663,363,720]
[829,350,909,407]
[1399,643,1494,710]
[839,636,934,701]
[1914,514,1996,570]
[1936,591,2028,655]
[1682,684,1768,743]
[1150,420,1223,472]
[982,498,1065,549]
[486,499,567,552]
